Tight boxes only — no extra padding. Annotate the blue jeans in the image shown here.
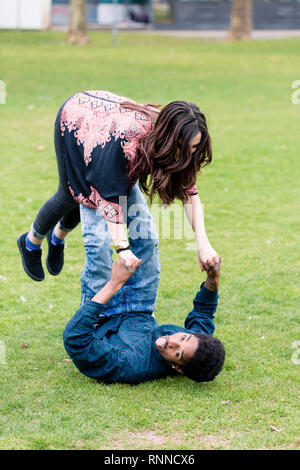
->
[80,183,161,314]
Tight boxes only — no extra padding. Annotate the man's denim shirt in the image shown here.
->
[63,283,219,384]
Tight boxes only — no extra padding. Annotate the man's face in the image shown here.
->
[155,333,199,372]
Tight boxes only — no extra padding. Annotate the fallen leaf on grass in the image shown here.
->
[21,344,29,349]
[64,358,72,362]
[270,425,281,432]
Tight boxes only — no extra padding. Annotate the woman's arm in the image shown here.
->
[184,193,207,242]
[184,194,220,271]
[106,220,129,249]
[106,220,139,268]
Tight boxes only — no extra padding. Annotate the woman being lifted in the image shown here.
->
[17,90,220,281]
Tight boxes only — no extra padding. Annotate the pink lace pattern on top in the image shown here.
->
[60,90,152,166]
[61,91,153,222]
[68,183,124,223]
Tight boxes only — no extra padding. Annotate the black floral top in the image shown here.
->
[59,90,198,223]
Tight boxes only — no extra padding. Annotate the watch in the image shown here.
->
[114,242,130,254]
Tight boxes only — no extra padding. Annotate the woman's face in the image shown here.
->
[175,132,202,160]
[190,132,202,153]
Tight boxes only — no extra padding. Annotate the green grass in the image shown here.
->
[0,30,299,450]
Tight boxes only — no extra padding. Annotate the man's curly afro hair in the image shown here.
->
[181,333,225,383]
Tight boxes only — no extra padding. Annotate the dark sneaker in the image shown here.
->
[46,231,64,276]
[17,232,45,282]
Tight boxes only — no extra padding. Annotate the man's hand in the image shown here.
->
[91,258,142,305]
[118,249,140,269]
[204,259,221,291]
[110,258,142,289]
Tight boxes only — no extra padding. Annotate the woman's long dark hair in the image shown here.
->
[120,100,212,205]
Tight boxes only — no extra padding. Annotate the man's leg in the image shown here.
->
[123,183,160,314]
[80,205,113,307]
[80,183,160,313]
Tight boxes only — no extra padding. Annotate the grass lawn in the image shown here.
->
[0,30,299,450]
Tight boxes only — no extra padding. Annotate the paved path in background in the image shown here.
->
[144,29,300,39]
[51,25,300,39]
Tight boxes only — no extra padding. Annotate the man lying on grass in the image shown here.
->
[63,258,225,385]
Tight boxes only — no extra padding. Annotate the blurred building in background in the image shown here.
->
[0,0,299,30]
[154,0,300,30]
[52,0,152,27]
[0,0,52,29]
[0,0,152,29]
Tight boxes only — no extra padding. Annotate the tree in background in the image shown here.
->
[229,0,252,40]
[68,0,89,44]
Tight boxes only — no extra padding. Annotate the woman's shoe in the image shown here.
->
[46,231,64,276]
[17,233,45,281]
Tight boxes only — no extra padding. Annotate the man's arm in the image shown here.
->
[184,262,220,335]
[63,259,142,379]
[91,258,142,304]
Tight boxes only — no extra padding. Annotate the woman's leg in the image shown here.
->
[30,107,79,243]
[45,203,80,277]
[18,107,80,280]
[18,190,79,281]
[30,191,79,242]
[56,205,81,238]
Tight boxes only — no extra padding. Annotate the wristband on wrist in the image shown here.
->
[115,245,130,254]
[114,241,130,252]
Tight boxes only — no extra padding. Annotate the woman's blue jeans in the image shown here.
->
[80,183,161,315]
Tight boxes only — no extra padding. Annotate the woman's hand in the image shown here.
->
[198,241,221,272]
[118,249,140,269]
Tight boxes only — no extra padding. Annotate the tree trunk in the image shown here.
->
[229,0,252,40]
[68,0,89,44]
[168,0,176,22]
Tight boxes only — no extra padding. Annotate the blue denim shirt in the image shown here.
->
[63,283,219,384]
